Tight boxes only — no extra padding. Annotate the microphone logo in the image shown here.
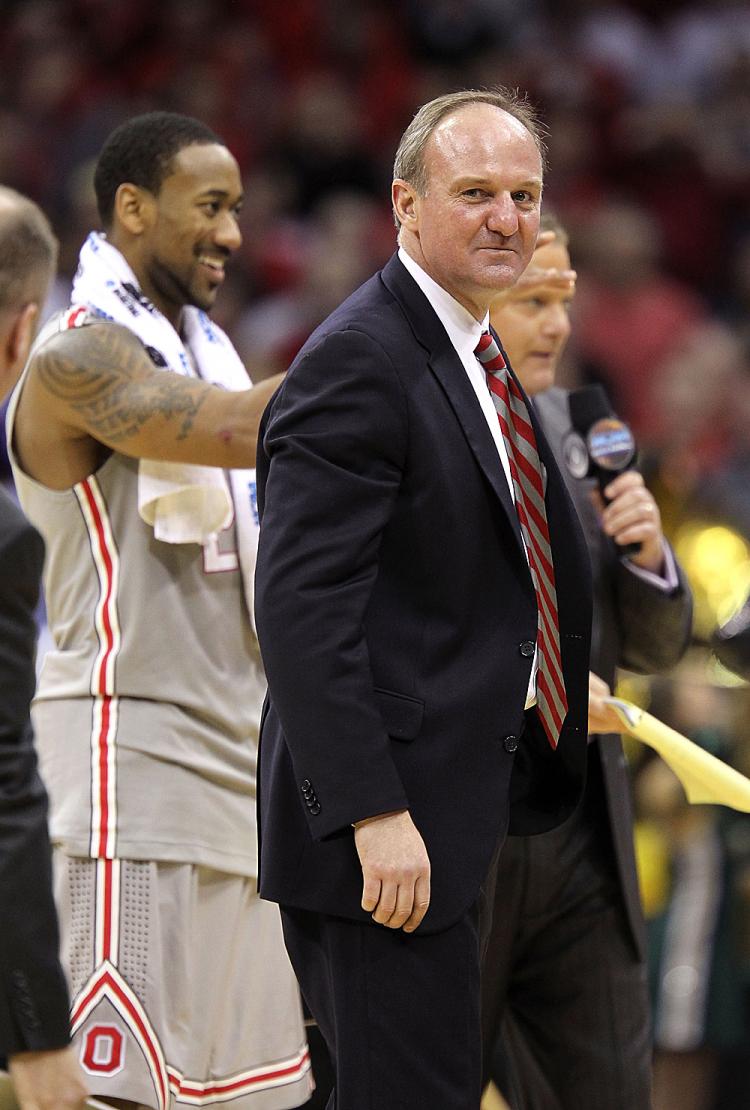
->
[563,432,590,480]
[586,417,636,473]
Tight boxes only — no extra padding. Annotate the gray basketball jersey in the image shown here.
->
[7,329,266,878]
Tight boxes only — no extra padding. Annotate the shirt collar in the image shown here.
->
[397,247,489,363]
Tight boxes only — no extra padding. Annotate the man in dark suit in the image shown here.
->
[254,89,593,1109]
[482,220,693,1108]
[0,187,89,1110]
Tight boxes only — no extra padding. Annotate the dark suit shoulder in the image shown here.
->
[292,254,455,377]
[265,322,409,467]
[274,272,420,432]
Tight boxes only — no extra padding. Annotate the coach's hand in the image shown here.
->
[353,809,431,933]
[9,1046,89,1110]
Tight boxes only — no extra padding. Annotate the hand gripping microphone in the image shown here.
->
[565,384,640,556]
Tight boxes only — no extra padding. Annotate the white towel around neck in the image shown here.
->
[68,231,259,620]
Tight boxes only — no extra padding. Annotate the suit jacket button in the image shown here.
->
[301,779,311,791]
[309,802,321,815]
[503,734,519,753]
[519,640,535,658]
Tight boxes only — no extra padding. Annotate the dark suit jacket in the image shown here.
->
[254,254,593,934]
[534,387,692,958]
[0,487,70,1059]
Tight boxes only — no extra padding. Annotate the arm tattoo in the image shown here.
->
[34,323,209,444]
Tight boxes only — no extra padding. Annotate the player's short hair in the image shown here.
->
[0,185,58,311]
[94,111,225,227]
[392,87,547,228]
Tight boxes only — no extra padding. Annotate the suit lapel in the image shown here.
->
[380,255,525,557]
[427,344,522,533]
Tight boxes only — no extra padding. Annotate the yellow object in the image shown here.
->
[606,697,750,811]
[672,521,750,640]
[482,1081,512,1110]
[633,820,671,918]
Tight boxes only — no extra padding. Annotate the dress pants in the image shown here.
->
[480,778,652,1109]
[281,874,499,1110]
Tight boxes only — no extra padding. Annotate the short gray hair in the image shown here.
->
[0,185,58,311]
[392,87,546,228]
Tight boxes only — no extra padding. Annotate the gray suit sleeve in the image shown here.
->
[613,553,692,674]
[533,388,692,680]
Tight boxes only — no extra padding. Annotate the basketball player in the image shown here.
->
[6,114,312,1110]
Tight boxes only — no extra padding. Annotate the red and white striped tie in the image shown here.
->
[475,330,568,749]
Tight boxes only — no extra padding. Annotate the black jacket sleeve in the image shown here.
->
[255,328,411,838]
[0,498,70,1059]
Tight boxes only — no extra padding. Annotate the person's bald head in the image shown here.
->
[0,185,58,313]
[0,186,58,396]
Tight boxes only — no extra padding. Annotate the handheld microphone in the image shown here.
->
[566,384,640,556]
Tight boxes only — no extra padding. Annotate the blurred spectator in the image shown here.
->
[573,0,667,101]
[719,231,750,342]
[272,73,384,215]
[233,189,390,380]
[634,662,750,1110]
[650,322,741,485]
[570,200,706,440]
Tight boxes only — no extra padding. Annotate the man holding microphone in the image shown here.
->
[482,215,693,1109]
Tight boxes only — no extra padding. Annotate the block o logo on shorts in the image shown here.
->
[81,1023,126,1075]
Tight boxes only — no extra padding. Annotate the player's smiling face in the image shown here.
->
[138,142,243,324]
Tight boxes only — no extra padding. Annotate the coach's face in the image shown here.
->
[394,104,543,321]
[135,142,243,325]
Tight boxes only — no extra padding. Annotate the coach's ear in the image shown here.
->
[392,179,420,232]
[0,301,38,398]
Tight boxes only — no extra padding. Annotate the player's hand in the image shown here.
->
[587,671,622,734]
[353,809,431,933]
[597,470,664,574]
[8,1046,89,1110]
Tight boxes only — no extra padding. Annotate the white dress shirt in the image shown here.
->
[398,247,516,498]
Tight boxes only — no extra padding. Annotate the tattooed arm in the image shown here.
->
[13,322,283,488]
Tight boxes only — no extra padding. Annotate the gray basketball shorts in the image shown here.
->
[53,851,313,1109]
